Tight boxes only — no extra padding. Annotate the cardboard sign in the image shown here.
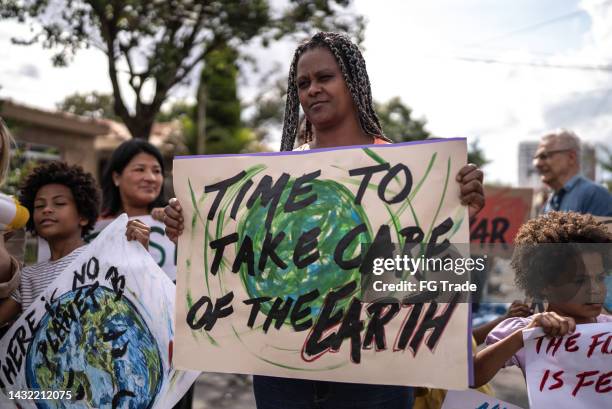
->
[173,139,471,389]
[0,215,197,407]
[470,187,533,255]
[523,323,612,409]
[441,390,524,409]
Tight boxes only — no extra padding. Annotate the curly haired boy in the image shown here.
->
[0,162,149,327]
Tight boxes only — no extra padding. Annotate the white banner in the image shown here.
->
[1,215,197,408]
[39,214,177,281]
[523,323,612,409]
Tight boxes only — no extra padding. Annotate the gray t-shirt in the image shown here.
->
[11,246,86,310]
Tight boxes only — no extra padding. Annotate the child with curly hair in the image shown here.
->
[473,211,611,387]
[0,161,150,327]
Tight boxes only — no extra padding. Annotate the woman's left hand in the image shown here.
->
[456,164,485,219]
[150,207,166,222]
[126,219,151,250]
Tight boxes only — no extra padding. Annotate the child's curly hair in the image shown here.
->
[19,161,100,236]
[511,211,611,299]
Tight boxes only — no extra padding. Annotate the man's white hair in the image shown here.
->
[541,129,581,157]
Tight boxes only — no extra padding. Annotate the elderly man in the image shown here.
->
[533,129,612,216]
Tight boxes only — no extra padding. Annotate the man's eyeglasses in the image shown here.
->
[533,149,572,161]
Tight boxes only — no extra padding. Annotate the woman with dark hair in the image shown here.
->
[164,32,485,408]
[102,139,194,408]
[102,139,166,219]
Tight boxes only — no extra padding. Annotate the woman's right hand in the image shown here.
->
[164,198,184,244]
[526,312,576,337]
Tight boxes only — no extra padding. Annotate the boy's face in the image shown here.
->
[33,184,87,240]
[546,251,608,322]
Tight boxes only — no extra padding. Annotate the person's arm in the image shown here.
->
[474,312,576,387]
[0,235,13,281]
[473,316,506,347]
[0,297,21,327]
[473,301,532,345]
[473,328,524,387]
[0,237,20,298]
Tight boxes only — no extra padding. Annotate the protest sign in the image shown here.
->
[441,390,523,409]
[173,139,471,389]
[38,215,177,281]
[1,215,197,408]
[470,186,532,256]
[523,323,612,409]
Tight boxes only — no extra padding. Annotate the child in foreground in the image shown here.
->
[473,211,611,387]
[0,161,150,327]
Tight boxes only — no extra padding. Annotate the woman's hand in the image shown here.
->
[164,198,184,244]
[456,164,485,218]
[126,219,151,250]
[527,312,576,337]
[150,207,166,222]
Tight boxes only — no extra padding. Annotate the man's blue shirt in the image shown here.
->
[543,175,612,216]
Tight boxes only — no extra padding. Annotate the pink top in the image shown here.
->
[485,314,612,373]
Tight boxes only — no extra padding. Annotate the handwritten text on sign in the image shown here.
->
[0,216,197,408]
[174,139,471,389]
[523,323,611,409]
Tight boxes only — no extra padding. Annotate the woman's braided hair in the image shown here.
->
[280,32,390,151]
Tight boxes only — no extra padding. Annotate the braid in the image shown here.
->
[280,32,390,151]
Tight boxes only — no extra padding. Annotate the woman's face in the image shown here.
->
[296,47,356,132]
[113,152,163,210]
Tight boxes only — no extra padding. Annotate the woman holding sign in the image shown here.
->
[101,141,180,279]
[102,140,192,408]
[164,32,485,409]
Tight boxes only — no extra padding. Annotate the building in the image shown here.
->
[0,99,186,181]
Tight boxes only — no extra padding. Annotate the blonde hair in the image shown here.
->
[0,118,14,186]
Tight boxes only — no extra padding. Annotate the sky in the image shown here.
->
[1,0,611,185]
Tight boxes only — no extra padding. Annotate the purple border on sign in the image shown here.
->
[468,302,474,386]
[175,137,467,160]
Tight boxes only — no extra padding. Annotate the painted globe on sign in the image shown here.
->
[237,179,371,319]
[25,286,163,409]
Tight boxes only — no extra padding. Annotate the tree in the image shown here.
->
[57,91,118,120]
[2,0,364,140]
[374,97,431,142]
[196,42,260,154]
[156,43,263,155]
[245,71,288,142]
[467,138,490,168]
